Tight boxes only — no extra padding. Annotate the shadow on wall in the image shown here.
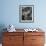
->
[0,24,7,43]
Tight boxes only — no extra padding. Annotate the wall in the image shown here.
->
[0,0,46,29]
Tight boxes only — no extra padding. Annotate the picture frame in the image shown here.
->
[19,5,34,23]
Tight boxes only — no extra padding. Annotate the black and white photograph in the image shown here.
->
[19,5,34,23]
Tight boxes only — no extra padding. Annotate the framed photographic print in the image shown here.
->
[19,5,34,23]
